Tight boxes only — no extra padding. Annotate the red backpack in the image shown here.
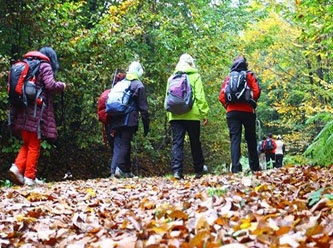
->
[97,89,111,124]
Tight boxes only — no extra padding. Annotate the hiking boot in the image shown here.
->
[115,167,134,178]
[24,177,44,186]
[34,178,45,185]
[8,164,24,185]
[194,172,203,179]
[24,177,35,186]
[173,171,184,180]
[63,171,73,180]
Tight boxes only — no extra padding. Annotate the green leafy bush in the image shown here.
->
[304,114,333,167]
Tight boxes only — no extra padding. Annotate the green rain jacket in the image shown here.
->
[165,63,209,122]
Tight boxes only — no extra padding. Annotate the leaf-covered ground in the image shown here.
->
[0,165,332,248]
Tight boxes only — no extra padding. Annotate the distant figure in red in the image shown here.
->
[263,133,277,169]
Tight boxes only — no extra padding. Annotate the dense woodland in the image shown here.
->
[0,0,332,182]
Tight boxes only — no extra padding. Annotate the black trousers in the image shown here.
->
[226,111,260,173]
[275,154,283,168]
[265,153,276,168]
[114,126,136,173]
[170,120,204,174]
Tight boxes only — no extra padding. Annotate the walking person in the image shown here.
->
[8,47,66,186]
[97,70,126,178]
[263,133,277,169]
[109,61,150,178]
[275,135,285,168]
[107,71,126,177]
[257,136,266,170]
[219,55,261,173]
[105,71,126,177]
[166,53,209,180]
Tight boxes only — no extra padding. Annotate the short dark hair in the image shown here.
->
[232,55,248,69]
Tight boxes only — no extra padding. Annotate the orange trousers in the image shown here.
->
[14,130,41,180]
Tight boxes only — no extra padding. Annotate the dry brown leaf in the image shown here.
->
[0,165,331,247]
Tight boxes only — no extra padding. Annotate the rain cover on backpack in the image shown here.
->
[224,70,251,103]
[97,89,111,124]
[165,72,193,115]
[106,79,134,116]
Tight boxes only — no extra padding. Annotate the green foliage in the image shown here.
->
[1,137,21,154]
[0,180,13,188]
[283,154,311,166]
[207,187,227,197]
[308,187,333,207]
[241,0,333,158]
[304,115,333,166]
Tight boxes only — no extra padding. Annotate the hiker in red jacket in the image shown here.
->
[97,71,126,178]
[8,47,66,186]
[263,133,277,169]
[219,56,261,173]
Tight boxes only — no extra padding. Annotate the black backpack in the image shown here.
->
[224,70,251,103]
[8,51,50,107]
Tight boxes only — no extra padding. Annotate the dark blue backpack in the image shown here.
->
[264,138,274,152]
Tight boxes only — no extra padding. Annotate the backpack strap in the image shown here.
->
[36,102,46,139]
[189,74,200,102]
[111,68,119,88]
[33,86,44,117]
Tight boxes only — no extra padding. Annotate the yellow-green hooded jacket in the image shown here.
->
[165,59,209,121]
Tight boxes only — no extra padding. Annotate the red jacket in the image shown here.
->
[219,71,260,113]
[263,138,277,154]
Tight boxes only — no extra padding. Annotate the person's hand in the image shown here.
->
[62,83,67,90]
[203,119,208,126]
[110,129,116,138]
[142,119,150,137]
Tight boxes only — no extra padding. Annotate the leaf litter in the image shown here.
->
[0,165,332,247]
